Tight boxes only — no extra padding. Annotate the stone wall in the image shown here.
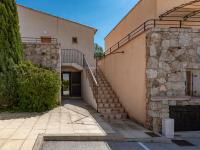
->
[23,43,61,74]
[146,28,200,132]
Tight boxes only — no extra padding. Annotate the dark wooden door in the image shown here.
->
[71,72,81,97]
[170,106,200,131]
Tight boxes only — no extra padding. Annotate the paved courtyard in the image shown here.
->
[0,100,150,150]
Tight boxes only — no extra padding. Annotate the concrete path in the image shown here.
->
[0,100,150,150]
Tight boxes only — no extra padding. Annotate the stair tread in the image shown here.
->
[91,67,128,120]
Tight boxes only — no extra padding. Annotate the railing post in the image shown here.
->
[154,19,156,28]
[83,54,85,67]
[128,34,131,41]
[180,20,182,28]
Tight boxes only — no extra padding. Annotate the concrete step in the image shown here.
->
[98,90,115,95]
[91,67,128,120]
[98,83,110,87]
[97,102,122,108]
[101,112,128,120]
[98,107,125,113]
[97,94,117,99]
[97,98,119,103]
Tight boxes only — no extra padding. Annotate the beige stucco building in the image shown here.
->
[17,1,200,131]
[17,4,96,66]
[99,0,200,132]
[17,4,98,108]
[17,4,130,120]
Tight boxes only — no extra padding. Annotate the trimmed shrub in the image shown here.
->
[15,62,61,112]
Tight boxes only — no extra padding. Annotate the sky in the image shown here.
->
[16,0,139,48]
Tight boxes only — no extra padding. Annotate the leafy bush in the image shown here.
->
[0,1,61,112]
[16,62,60,112]
[0,68,19,107]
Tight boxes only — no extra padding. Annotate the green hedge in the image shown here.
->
[0,62,61,112]
[0,69,19,107]
[17,62,60,112]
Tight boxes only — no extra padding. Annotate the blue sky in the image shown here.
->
[16,0,139,48]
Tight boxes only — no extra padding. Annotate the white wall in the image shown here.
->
[82,70,97,110]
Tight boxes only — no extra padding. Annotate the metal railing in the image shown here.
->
[105,19,200,56]
[83,56,99,100]
[22,37,58,44]
[84,57,99,101]
[61,49,84,66]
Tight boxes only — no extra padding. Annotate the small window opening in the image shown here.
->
[72,37,78,44]
[41,36,52,43]
[186,70,200,97]
[186,70,192,96]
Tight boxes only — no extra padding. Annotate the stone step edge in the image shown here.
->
[42,133,124,141]
[34,133,172,144]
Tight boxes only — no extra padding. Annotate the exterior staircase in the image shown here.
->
[94,67,128,120]
[61,49,128,120]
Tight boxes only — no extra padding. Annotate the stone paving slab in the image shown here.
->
[0,100,150,150]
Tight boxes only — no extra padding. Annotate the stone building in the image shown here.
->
[98,0,200,132]
[146,28,200,132]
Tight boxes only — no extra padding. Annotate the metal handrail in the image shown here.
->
[22,37,58,44]
[104,19,200,56]
[83,54,99,102]
[83,56,98,86]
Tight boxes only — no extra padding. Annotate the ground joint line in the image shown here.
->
[138,142,150,150]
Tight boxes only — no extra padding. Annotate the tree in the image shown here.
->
[0,0,23,106]
[0,1,60,110]
[94,43,104,59]
[0,0,23,72]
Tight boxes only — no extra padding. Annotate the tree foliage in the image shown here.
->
[0,0,23,72]
[0,1,61,111]
[94,43,104,59]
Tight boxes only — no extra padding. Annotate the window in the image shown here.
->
[186,71,192,96]
[72,37,78,44]
[186,70,200,96]
[41,36,52,43]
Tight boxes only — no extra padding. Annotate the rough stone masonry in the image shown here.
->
[23,43,61,74]
[146,28,200,132]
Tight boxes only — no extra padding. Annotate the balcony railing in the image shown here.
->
[105,19,200,56]
[21,37,58,44]
[61,49,84,67]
